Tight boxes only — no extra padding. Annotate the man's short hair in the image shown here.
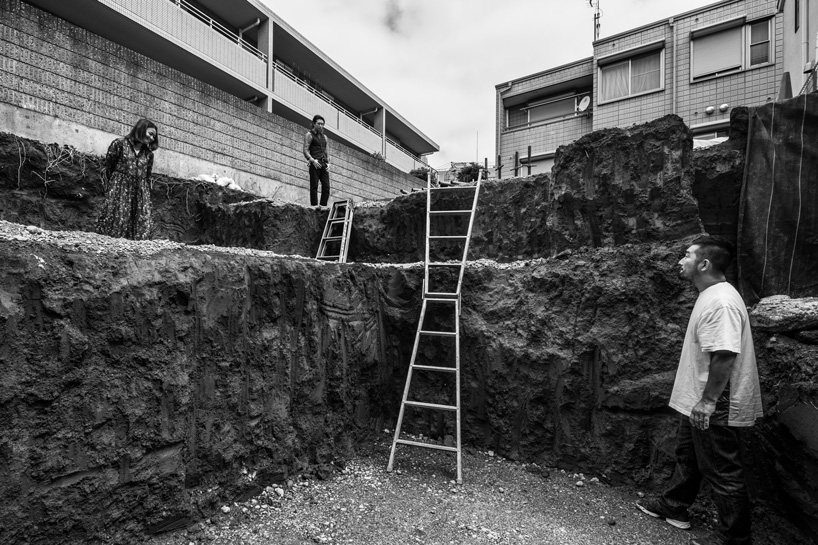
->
[692,235,734,273]
[312,114,325,125]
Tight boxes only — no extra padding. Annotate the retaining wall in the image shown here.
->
[0,0,420,203]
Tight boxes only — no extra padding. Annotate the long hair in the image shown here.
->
[126,118,159,151]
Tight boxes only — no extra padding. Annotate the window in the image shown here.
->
[505,93,589,129]
[599,50,663,102]
[690,18,773,80]
[749,20,770,65]
[527,95,578,123]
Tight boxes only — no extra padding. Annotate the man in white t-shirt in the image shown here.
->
[636,236,762,545]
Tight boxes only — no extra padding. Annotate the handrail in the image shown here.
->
[273,61,382,138]
[168,0,267,62]
[799,65,817,95]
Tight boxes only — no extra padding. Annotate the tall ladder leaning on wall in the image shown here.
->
[386,170,482,484]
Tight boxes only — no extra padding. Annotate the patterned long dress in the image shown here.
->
[95,137,154,240]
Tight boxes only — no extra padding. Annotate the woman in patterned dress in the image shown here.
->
[95,119,159,240]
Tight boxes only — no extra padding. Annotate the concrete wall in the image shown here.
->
[0,0,419,204]
[779,0,818,93]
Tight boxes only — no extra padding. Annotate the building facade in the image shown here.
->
[496,0,784,177]
[1,0,438,202]
[777,0,818,94]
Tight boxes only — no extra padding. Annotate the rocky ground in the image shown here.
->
[148,434,804,545]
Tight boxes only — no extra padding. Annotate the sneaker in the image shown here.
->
[635,498,691,530]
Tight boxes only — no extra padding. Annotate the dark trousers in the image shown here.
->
[662,417,752,545]
[309,163,330,206]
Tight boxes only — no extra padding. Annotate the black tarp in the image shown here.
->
[737,92,818,302]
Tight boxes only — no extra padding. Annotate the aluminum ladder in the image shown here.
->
[316,199,354,263]
[386,171,482,484]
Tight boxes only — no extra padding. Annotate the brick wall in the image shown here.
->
[0,0,419,204]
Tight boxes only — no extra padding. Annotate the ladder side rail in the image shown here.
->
[424,170,432,296]
[387,296,430,472]
[339,199,353,263]
[454,291,462,484]
[455,172,483,295]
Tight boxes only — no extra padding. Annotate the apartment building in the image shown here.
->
[496,0,784,176]
[2,0,438,202]
[777,0,818,94]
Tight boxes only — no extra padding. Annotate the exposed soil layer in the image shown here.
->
[0,112,817,544]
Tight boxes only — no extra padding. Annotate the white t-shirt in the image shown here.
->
[668,282,763,427]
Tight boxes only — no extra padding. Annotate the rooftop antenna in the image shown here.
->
[588,0,601,41]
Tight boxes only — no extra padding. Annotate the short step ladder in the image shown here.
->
[387,171,482,484]
[316,199,354,263]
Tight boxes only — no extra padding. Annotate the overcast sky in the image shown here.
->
[260,0,719,169]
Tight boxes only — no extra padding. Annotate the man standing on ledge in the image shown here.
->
[303,114,330,207]
[637,236,762,545]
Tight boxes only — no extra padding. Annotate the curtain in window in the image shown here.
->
[750,21,770,65]
[691,26,742,78]
[631,52,661,94]
[600,61,629,102]
[529,97,576,123]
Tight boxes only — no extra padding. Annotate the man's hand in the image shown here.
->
[325,163,330,172]
[689,400,716,430]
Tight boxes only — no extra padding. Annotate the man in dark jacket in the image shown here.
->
[303,114,330,206]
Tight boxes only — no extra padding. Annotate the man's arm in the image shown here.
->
[689,350,736,430]
[324,137,330,171]
[303,132,317,166]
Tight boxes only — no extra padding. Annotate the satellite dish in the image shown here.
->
[577,96,591,112]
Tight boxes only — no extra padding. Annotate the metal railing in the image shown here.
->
[386,136,422,163]
[273,61,381,138]
[169,0,267,61]
[799,65,817,95]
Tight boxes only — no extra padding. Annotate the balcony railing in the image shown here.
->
[168,0,267,61]
[273,61,386,152]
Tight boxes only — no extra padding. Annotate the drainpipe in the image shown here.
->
[669,17,678,115]
[804,1,813,74]
[238,18,261,42]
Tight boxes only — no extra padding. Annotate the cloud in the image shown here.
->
[383,0,404,33]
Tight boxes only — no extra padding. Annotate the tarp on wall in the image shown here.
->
[738,92,818,302]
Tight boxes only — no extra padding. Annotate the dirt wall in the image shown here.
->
[1,112,817,543]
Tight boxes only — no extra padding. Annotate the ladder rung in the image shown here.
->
[317,255,341,259]
[429,236,468,240]
[419,330,456,337]
[329,218,347,223]
[395,439,458,452]
[430,186,476,191]
[428,262,461,267]
[423,297,458,303]
[412,364,456,373]
[324,236,343,241]
[404,401,457,411]
[429,210,472,215]
[425,292,458,299]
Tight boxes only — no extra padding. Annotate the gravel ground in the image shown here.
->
[148,432,763,545]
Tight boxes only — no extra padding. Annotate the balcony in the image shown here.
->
[101,0,268,89]
[386,138,425,172]
[273,63,384,154]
